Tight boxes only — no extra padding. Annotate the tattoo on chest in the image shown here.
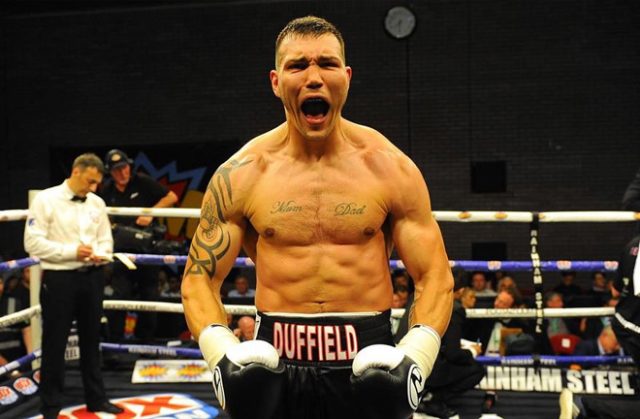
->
[270,200,303,214]
[334,202,367,216]
[186,158,252,277]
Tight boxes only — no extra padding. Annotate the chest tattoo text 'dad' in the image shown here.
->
[334,202,367,216]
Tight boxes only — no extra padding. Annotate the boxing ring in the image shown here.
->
[0,206,638,418]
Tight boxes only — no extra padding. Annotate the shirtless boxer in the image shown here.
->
[181,16,454,419]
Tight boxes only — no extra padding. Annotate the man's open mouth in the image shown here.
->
[301,98,330,117]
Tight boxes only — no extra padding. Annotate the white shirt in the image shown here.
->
[24,180,113,270]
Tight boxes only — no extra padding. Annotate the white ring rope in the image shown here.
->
[0,306,41,328]
[1,207,639,223]
[0,302,615,329]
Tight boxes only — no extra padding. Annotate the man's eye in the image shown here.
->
[289,63,307,70]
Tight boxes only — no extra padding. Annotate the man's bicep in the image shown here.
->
[185,179,246,281]
[185,213,244,285]
[392,216,442,280]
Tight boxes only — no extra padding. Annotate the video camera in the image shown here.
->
[112,224,184,255]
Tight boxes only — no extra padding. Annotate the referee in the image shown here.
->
[24,153,123,418]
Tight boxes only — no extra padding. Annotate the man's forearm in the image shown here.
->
[154,191,179,209]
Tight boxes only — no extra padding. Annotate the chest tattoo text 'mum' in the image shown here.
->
[270,200,303,214]
[334,202,367,216]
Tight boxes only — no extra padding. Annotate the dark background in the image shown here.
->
[1,0,639,291]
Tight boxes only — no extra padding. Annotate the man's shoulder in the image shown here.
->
[99,179,115,195]
[35,183,63,200]
[131,172,158,186]
[87,192,107,207]
[346,121,419,174]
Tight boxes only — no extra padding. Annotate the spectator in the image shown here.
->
[496,275,517,293]
[586,271,610,306]
[553,271,582,303]
[99,149,178,341]
[227,275,256,298]
[459,287,478,346]
[460,287,477,310]
[470,271,497,297]
[479,288,530,414]
[233,316,256,342]
[545,292,570,338]
[574,326,623,356]
[393,284,409,308]
[391,269,409,288]
[0,273,33,368]
[160,275,181,299]
[579,296,619,340]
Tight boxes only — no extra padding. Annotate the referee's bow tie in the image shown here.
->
[71,195,87,203]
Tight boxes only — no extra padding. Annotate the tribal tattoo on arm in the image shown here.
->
[186,158,253,277]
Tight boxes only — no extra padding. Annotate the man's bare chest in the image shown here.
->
[246,168,388,245]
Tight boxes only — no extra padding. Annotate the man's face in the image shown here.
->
[73,166,103,196]
[562,273,575,285]
[235,278,249,294]
[270,34,352,141]
[471,274,486,291]
[494,291,514,309]
[110,164,131,188]
[238,317,255,341]
[593,273,606,288]
[600,332,620,354]
[546,295,563,309]
[461,290,476,309]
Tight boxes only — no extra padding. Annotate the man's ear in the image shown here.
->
[270,70,280,98]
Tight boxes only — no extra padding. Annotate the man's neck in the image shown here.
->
[65,178,81,196]
[285,120,348,161]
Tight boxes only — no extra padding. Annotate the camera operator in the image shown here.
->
[99,149,178,341]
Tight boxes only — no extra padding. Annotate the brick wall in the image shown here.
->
[1,0,639,289]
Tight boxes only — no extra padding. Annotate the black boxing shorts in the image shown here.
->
[255,310,393,419]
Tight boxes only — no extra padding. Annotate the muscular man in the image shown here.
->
[181,16,453,419]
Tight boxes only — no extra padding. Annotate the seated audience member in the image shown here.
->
[586,271,611,306]
[545,292,570,338]
[460,288,478,341]
[233,316,255,342]
[390,292,405,336]
[481,288,529,355]
[0,269,33,367]
[543,291,582,355]
[160,275,181,299]
[393,284,409,308]
[579,296,619,340]
[227,275,256,298]
[480,288,530,413]
[553,270,582,304]
[574,326,624,356]
[470,271,497,297]
[497,275,517,293]
[391,269,410,289]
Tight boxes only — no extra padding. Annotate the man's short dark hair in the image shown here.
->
[275,16,345,69]
[72,153,105,174]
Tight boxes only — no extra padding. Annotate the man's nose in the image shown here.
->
[305,64,323,89]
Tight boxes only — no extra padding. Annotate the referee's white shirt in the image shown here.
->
[24,180,113,271]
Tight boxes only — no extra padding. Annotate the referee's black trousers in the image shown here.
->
[40,268,107,415]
